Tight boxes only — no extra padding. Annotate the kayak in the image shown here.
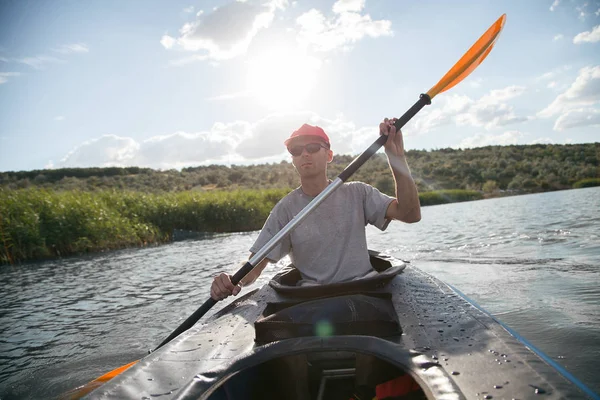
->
[88,250,597,399]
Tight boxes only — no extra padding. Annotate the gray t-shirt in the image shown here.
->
[249,181,395,286]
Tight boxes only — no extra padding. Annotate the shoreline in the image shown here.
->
[2,185,597,265]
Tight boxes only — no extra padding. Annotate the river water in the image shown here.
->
[1,187,599,399]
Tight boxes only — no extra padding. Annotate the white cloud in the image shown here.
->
[411,86,528,133]
[295,1,392,52]
[550,0,561,11]
[457,131,524,149]
[530,137,555,144]
[576,3,588,19]
[573,25,600,43]
[54,116,65,121]
[554,108,600,130]
[53,43,89,54]
[596,7,600,16]
[536,65,571,82]
[160,35,176,49]
[0,72,21,84]
[479,85,526,103]
[60,135,141,167]
[17,55,64,69]
[456,102,528,129]
[538,65,600,118]
[547,81,557,88]
[56,111,394,169]
[553,34,564,41]
[183,5,195,13]
[332,0,365,14]
[469,78,483,88]
[161,0,286,61]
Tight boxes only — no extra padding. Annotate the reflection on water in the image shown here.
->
[1,187,599,398]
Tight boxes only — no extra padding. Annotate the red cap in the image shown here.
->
[284,124,330,147]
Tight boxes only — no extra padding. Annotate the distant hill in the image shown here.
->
[1,143,598,195]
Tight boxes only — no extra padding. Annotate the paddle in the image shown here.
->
[63,13,506,399]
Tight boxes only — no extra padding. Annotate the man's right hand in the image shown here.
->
[210,273,242,301]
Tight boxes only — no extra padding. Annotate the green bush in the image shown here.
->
[573,178,600,189]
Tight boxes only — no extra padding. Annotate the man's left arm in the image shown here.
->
[380,117,421,223]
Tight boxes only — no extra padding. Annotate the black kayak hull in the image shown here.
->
[87,252,595,399]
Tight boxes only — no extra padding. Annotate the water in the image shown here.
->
[1,187,599,398]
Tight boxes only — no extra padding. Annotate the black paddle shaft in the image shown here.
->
[154,93,432,351]
[154,262,253,351]
[339,93,431,181]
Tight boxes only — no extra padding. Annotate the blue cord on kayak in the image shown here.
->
[448,283,600,400]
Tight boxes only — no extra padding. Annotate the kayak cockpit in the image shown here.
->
[204,348,428,400]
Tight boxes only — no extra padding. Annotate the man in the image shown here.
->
[211,118,421,300]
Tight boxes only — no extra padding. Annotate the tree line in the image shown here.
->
[1,143,598,194]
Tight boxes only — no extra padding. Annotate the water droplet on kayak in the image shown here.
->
[451,371,460,375]
[532,386,546,394]
[142,397,150,400]
[453,337,460,341]
[444,357,449,361]
[147,378,154,381]
[501,354,507,357]
[432,355,438,360]
[494,385,503,389]
[418,323,424,326]
[438,329,444,333]
[484,395,493,399]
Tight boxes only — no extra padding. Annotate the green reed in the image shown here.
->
[1,187,486,264]
[0,188,290,264]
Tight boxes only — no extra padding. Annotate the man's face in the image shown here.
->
[288,136,333,178]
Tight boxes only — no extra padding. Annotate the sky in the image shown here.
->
[0,0,599,172]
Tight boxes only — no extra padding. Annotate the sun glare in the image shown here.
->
[246,47,321,110]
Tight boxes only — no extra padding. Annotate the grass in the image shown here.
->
[0,188,289,264]
[573,178,600,189]
[1,187,487,264]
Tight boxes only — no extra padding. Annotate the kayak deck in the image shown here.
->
[89,256,591,399]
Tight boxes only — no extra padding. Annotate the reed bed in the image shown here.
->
[1,187,486,264]
[0,188,289,264]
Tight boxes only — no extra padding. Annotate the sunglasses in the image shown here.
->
[287,143,329,157]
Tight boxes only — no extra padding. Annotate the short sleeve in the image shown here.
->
[361,182,395,231]
[249,206,291,262]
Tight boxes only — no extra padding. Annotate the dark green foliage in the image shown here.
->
[2,143,595,193]
[573,178,600,188]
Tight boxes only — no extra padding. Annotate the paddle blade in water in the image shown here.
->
[59,360,139,399]
[427,14,506,99]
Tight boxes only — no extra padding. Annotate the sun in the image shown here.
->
[246,47,321,110]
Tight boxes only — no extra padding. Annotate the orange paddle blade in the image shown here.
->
[59,360,139,399]
[427,14,506,99]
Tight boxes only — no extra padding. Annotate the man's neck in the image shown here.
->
[300,175,330,197]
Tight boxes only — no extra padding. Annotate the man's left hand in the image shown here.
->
[379,117,405,158]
